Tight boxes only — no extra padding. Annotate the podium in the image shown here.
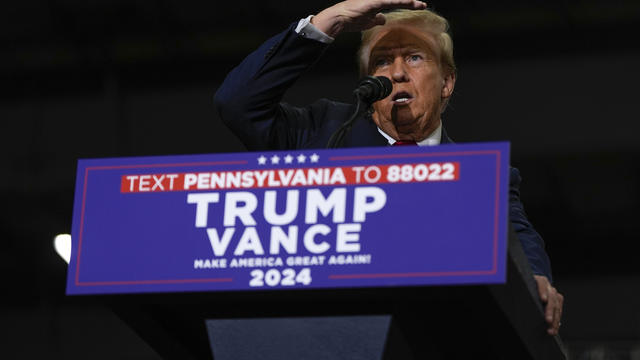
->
[104,227,566,359]
[66,143,566,359]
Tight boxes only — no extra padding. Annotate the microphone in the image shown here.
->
[353,76,392,103]
[326,76,392,148]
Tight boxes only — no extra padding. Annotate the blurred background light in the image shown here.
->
[54,234,71,264]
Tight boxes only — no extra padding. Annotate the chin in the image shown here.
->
[392,118,417,129]
[391,109,420,127]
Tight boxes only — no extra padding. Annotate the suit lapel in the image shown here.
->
[440,126,454,144]
[343,113,388,148]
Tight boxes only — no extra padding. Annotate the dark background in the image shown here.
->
[2,0,639,358]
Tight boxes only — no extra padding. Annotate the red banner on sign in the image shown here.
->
[120,162,460,193]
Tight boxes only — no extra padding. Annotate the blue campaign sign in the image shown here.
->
[66,142,510,295]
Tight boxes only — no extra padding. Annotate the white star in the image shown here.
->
[310,153,320,163]
[270,155,280,164]
[258,155,267,165]
[297,154,306,163]
[284,154,293,164]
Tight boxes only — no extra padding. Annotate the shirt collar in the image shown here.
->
[377,121,442,146]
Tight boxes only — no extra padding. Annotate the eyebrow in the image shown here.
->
[370,46,428,56]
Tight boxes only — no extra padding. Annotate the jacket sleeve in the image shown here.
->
[214,23,331,151]
[509,167,553,282]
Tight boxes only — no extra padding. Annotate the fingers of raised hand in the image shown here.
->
[352,0,427,16]
[330,0,427,34]
[378,0,428,11]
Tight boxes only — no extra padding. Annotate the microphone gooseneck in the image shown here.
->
[327,76,392,149]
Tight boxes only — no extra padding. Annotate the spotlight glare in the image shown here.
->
[54,234,71,264]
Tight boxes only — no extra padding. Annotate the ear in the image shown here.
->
[441,72,456,99]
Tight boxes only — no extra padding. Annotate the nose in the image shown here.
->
[390,57,409,83]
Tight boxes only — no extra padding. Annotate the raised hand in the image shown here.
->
[311,0,427,37]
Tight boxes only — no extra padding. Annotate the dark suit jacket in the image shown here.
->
[214,24,553,281]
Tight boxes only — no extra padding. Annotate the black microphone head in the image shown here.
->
[356,76,392,103]
[376,76,392,100]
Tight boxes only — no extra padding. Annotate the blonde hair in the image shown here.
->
[357,9,456,77]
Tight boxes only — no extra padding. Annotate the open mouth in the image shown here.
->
[392,91,413,104]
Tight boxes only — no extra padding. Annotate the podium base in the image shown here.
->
[206,316,390,360]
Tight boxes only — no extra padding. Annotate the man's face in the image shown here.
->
[368,25,455,141]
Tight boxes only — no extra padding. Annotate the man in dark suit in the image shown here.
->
[215,0,563,335]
